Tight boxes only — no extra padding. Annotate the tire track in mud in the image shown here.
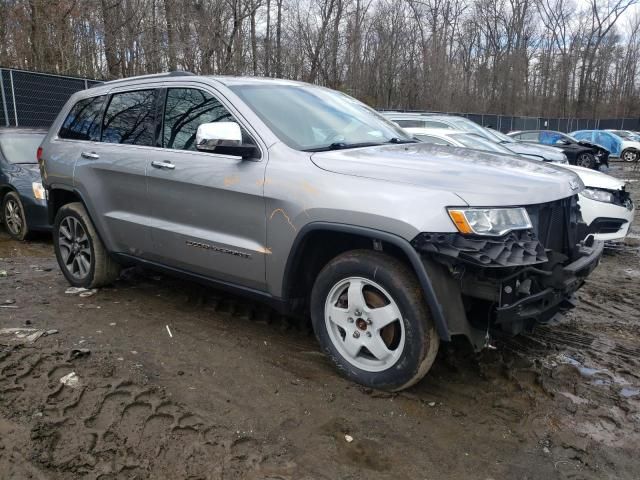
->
[0,344,297,479]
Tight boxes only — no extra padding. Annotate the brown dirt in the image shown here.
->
[1,164,639,479]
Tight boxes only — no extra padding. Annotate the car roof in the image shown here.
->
[404,127,467,136]
[93,72,311,90]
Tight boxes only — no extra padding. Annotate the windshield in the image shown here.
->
[484,128,516,143]
[229,84,413,151]
[0,134,44,164]
[450,133,513,154]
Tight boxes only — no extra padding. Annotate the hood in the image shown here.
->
[577,140,607,152]
[558,164,625,191]
[504,142,566,161]
[310,143,583,206]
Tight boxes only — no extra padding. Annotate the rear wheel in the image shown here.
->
[2,192,29,241]
[622,149,639,162]
[577,152,595,169]
[310,250,439,391]
[53,202,121,288]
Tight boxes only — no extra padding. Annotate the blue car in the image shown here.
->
[0,128,49,240]
[570,129,640,162]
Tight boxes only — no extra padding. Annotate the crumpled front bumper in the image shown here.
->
[494,240,603,331]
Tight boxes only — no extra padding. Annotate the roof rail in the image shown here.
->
[89,70,196,88]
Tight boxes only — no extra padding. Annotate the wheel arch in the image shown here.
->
[281,222,451,342]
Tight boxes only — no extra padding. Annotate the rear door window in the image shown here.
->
[59,96,106,141]
[102,90,158,146]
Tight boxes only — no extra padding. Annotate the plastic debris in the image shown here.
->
[344,434,354,443]
[69,348,91,360]
[66,287,89,294]
[166,325,173,338]
[59,372,80,388]
[79,289,98,298]
[0,327,58,344]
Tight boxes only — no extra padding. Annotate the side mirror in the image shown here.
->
[196,122,259,159]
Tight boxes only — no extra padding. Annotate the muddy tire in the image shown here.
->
[621,149,639,163]
[2,191,30,241]
[53,202,120,288]
[310,250,439,391]
[577,152,595,169]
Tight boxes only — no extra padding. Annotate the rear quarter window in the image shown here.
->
[59,96,106,141]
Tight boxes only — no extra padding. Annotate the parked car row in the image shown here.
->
[0,74,632,391]
[384,113,634,243]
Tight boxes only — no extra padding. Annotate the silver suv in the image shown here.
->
[39,73,603,391]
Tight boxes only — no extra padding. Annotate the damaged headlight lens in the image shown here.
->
[32,182,46,200]
[580,188,616,204]
[448,207,532,236]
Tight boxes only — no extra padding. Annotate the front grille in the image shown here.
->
[525,196,579,258]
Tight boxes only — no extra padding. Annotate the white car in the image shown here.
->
[407,128,635,242]
[562,164,634,242]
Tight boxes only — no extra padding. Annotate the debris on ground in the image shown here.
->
[344,434,354,443]
[69,348,91,360]
[59,372,80,388]
[0,328,58,344]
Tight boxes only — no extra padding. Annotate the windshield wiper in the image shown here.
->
[385,137,416,144]
[303,142,383,152]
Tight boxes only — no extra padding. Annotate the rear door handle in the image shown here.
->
[81,151,100,160]
[151,160,175,170]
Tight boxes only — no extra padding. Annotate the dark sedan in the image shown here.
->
[0,128,49,240]
[508,130,609,169]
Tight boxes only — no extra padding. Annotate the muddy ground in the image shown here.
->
[1,166,639,480]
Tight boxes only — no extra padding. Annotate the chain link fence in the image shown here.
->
[0,67,101,128]
[2,67,639,134]
[379,110,640,133]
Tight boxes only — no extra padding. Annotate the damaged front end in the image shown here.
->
[412,196,603,350]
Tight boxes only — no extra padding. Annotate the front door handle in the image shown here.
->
[81,151,100,160]
[151,160,175,170]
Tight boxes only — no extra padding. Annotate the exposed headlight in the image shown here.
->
[580,188,615,204]
[448,207,532,236]
[32,182,46,200]
[560,153,569,164]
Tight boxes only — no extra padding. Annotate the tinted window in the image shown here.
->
[102,90,157,146]
[0,134,45,164]
[59,96,106,141]
[163,88,235,150]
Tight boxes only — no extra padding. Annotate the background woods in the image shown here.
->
[1,0,640,118]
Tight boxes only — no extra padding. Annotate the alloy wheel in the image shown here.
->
[623,150,638,162]
[577,153,594,168]
[4,197,24,237]
[324,277,405,372]
[58,216,92,279]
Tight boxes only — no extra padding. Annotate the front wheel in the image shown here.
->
[622,149,639,162]
[53,202,121,288]
[310,250,439,391]
[577,152,595,169]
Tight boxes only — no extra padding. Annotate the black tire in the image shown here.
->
[622,149,639,163]
[310,250,439,391]
[577,152,595,169]
[2,191,30,241]
[53,202,120,288]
